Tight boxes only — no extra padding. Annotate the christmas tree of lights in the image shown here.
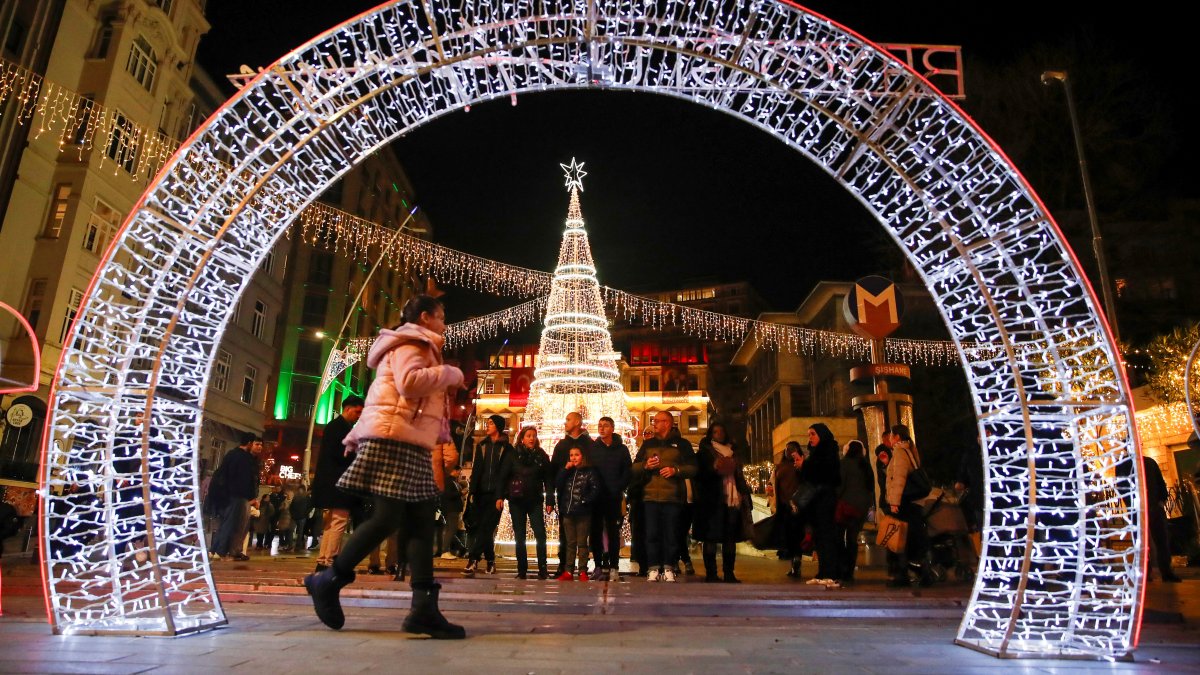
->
[523,159,633,443]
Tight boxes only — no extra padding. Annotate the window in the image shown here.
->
[44,184,72,238]
[22,279,47,332]
[295,339,323,374]
[687,413,699,432]
[5,19,26,56]
[151,0,174,16]
[60,287,84,344]
[289,380,316,420]
[208,438,225,467]
[251,301,267,339]
[629,374,640,392]
[649,375,659,391]
[94,22,113,58]
[82,198,119,254]
[231,299,241,326]
[790,385,812,417]
[308,252,333,285]
[301,292,328,327]
[105,111,137,174]
[241,364,257,404]
[263,247,275,274]
[213,350,231,391]
[126,36,157,91]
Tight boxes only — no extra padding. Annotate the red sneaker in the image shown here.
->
[556,571,573,581]
[579,571,590,582]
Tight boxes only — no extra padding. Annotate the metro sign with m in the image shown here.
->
[845,276,905,340]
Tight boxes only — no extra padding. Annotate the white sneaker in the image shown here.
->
[647,569,661,582]
[824,579,842,589]
[663,568,677,583]
[440,552,457,560]
[806,577,826,585]
[210,553,222,561]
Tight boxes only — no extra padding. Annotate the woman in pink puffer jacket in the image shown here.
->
[304,295,466,639]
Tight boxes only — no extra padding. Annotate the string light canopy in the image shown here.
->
[521,161,634,444]
[38,0,1139,660]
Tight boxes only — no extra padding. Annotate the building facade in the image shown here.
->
[469,344,711,447]
[262,148,430,481]
[0,0,212,490]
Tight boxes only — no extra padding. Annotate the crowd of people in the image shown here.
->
[200,293,1143,639]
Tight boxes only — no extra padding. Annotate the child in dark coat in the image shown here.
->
[554,446,601,580]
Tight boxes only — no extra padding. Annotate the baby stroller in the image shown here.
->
[923,490,975,582]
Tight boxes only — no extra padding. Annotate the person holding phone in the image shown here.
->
[632,411,697,582]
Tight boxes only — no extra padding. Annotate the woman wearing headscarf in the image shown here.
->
[799,423,841,587]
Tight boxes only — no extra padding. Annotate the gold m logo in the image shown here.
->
[855,284,899,324]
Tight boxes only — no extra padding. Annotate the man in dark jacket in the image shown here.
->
[589,416,632,579]
[310,396,364,572]
[632,411,696,582]
[209,432,262,561]
[463,415,512,577]
[289,486,313,552]
[550,411,590,574]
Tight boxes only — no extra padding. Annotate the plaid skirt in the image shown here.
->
[336,438,439,502]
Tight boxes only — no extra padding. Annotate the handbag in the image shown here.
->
[833,499,864,526]
[751,513,777,550]
[739,493,755,541]
[507,474,529,500]
[875,512,908,554]
[789,482,821,513]
[899,446,932,503]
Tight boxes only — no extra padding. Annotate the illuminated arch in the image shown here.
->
[41,0,1143,657]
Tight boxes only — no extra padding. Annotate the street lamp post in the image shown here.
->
[300,206,425,476]
[1041,70,1121,345]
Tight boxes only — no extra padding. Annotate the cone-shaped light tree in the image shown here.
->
[523,159,633,443]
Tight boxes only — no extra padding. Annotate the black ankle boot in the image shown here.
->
[304,566,356,630]
[403,582,466,639]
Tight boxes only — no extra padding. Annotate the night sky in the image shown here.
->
[196,1,1193,318]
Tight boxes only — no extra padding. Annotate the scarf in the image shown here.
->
[712,440,739,507]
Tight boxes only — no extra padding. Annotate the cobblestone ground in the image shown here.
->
[2,547,1196,673]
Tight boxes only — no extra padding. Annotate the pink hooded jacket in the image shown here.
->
[343,323,464,453]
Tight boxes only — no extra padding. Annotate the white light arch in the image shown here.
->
[40,0,1144,657]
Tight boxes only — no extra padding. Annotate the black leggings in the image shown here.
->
[334,495,436,585]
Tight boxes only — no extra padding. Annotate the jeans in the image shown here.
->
[466,494,502,564]
[510,500,548,575]
[590,496,624,569]
[211,498,249,556]
[837,516,865,581]
[896,501,928,575]
[629,498,646,571]
[643,501,682,570]
[562,514,591,573]
[334,496,436,586]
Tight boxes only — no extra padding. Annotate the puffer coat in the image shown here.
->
[343,323,463,453]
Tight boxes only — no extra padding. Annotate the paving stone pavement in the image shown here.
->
[2,549,1197,673]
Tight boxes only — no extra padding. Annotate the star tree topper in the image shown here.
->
[561,157,587,192]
